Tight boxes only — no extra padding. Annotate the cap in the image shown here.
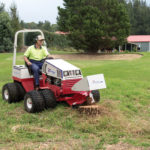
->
[36,35,45,41]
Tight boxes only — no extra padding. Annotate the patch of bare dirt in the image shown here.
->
[52,54,142,60]
[11,125,58,134]
[0,139,97,150]
[105,142,146,150]
[1,140,147,150]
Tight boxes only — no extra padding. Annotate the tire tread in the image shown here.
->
[40,89,57,109]
[24,90,44,113]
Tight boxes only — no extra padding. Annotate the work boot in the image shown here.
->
[35,85,39,91]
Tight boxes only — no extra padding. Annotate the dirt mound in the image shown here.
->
[52,54,142,60]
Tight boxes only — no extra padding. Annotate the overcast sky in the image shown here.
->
[0,0,64,24]
[1,0,150,24]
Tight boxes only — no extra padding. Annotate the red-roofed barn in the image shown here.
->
[127,35,150,52]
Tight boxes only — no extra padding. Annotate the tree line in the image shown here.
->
[0,0,150,53]
[0,3,68,52]
[119,0,150,35]
[57,0,150,53]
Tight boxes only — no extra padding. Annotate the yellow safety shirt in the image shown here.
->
[24,45,49,61]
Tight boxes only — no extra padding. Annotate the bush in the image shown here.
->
[44,31,71,49]
[0,12,13,52]
[24,30,71,49]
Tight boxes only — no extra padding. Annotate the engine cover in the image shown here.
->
[42,59,83,80]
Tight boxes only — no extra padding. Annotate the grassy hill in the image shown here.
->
[0,52,150,150]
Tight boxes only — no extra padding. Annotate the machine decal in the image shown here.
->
[48,68,55,75]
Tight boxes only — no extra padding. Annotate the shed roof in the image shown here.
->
[127,35,150,43]
[55,31,69,35]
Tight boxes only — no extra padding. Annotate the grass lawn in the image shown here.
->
[0,52,150,150]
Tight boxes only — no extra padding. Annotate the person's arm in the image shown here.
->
[24,56,32,66]
[43,47,54,59]
[24,46,32,65]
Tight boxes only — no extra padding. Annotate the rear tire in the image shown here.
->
[15,82,26,101]
[40,89,57,109]
[2,83,19,103]
[24,90,44,113]
[91,90,100,103]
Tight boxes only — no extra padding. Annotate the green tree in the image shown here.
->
[0,11,13,52]
[43,20,52,31]
[51,24,58,32]
[0,3,13,52]
[127,0,150,35]
[10,3,22,49]
[0,2,5,12]
[57,0,130,53]
[37,21,44,29]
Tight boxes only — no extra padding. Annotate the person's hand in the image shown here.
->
[27,61,32,66]
[46,56,54,59]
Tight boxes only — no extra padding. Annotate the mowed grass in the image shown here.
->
[0,52,150,149]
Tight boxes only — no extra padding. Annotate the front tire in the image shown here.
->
[91,90,100,103]
[40,89,57,109]
[2,83,19,103]
[24,90,44,113]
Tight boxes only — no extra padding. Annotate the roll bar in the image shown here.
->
[13,29,45,66]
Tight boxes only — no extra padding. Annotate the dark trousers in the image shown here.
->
[29,59,43,86]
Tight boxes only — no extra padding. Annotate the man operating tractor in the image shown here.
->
[2,29,106,113]
[24,35,53,90]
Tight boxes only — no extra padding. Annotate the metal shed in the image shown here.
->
[127,35,150,52]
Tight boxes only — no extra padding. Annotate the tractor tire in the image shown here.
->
[91,90,100,103]
[15,82,26,101]
[24,90,45,113]
[40,89,57,109]
[2,83,19,103]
